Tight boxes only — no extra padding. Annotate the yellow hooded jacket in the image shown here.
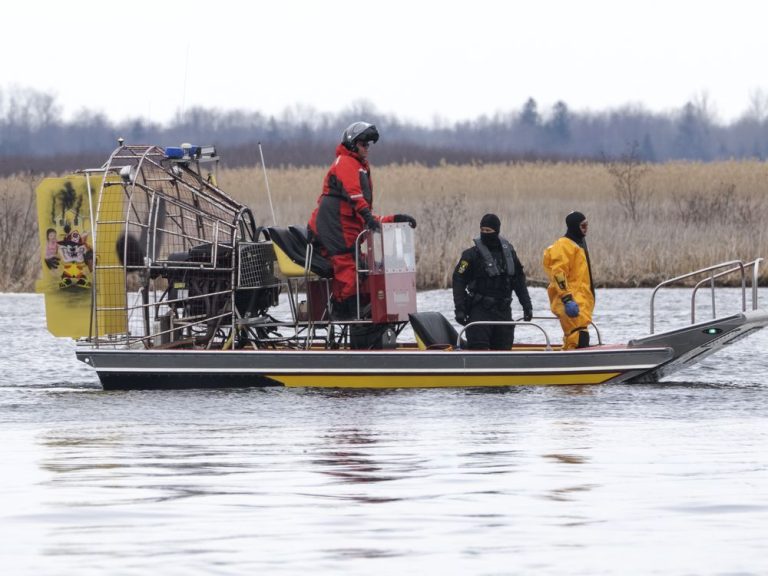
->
[542,237,594,348]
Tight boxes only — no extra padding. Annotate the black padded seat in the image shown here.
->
[266,226,333,278]
[409,311,466,350]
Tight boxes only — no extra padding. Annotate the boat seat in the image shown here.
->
[266,226,333,278]
[409,312,466,350]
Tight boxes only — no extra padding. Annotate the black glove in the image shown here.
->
[393,214,417,228]
[360,208,381,232]
[366,218,381,232]
[44,256,60,270]
[523,309,533,322]
[455,310,467,325]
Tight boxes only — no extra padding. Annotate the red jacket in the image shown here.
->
[309,144,392,255]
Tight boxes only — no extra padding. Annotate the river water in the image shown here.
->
[1,289,767,575]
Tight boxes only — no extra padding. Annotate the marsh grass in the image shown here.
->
[5,161,767,291]
[222,160,768,288]
[0,173,41,291]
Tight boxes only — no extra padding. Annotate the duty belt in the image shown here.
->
[471,294,512,309]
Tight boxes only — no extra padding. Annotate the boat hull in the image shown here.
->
[77,346,673,390]
[627,309,768,382]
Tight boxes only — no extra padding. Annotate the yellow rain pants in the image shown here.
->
[542,237,594,350]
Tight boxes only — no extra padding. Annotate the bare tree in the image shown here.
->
[603,141,651,221]
[745,88,768,122]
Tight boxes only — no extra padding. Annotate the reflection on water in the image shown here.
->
[543,453,589,465]
[313,429,403,487]
[1,291,768,573]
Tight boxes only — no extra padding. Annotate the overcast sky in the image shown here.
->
[3,0,767,126]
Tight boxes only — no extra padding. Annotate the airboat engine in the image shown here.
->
[158,241,278,340]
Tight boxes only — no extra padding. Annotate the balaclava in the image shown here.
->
[480,213,501,249]
[563,211,595,296]
[564,211,586,246]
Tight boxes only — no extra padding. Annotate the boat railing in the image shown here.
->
[354,229,371,321]
[456,321,554,351]
[588,320,602,345]
[520,315,603,346]
[649,258,763,333]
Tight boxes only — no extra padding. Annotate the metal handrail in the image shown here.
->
[690,258,763,323]
[457,321,553,351]
[589,321,602,345]
[754,258,764,310]
[302,241,316,349]
[650,259,762,333]
[517,315,603,346]
[300,241,333,349]
[355,228,371,320]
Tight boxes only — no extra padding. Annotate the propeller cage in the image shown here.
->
[90,144,277,348]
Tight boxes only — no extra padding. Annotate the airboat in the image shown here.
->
[35,143,768,390]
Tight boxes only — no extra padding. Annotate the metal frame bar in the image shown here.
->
[650,259,762,333]
[457,321,553,350]
[354,229,372,321]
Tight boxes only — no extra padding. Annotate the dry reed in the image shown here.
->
[221,160,768,288]
[4,161,767,292]
[0,173,41,292]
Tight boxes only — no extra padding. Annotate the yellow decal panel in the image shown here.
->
[268,373,621,388]
[36,175,126,338]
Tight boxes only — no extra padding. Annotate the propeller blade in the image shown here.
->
[116,233,146,267]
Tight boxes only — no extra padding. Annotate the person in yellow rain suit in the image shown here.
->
[542,211,595,350]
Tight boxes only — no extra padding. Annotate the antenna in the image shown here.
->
[180,42,190,123]
[258,142,277,225]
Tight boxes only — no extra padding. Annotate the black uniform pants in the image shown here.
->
[466,304,514,350]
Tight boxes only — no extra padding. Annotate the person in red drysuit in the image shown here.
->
[308,121,416,318]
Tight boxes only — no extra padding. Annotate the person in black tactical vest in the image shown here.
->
[452,213,533,350]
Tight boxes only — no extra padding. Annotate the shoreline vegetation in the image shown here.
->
[2,160,766,292]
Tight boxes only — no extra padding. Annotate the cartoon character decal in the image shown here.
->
[41,183,93,289]
[57,227,92,288]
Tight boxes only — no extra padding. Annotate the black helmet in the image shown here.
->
[342,121,379,150]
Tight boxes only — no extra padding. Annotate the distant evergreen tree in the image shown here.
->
[520,98,540,126]
[546,101,571,146]
[675,101,710,160]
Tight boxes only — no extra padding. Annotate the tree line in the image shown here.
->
[2,86,768,175]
